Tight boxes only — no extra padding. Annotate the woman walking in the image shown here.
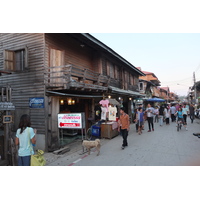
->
[182,104,189,125]
[15,114,36,166]
[136,107,145,135]
[158,105,165,126]
[164,106,171,125]
[154,106,159,123]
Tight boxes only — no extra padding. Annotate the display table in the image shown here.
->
[100,122,118,139]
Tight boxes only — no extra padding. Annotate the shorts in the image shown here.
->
[137,120,144,127]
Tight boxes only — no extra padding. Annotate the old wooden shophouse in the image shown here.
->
[0,33,145,153]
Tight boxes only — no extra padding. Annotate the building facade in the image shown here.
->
[0,33,145,152]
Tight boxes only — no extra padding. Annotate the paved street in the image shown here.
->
[46,118,200,166]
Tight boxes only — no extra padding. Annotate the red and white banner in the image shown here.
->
[58,113,82,129]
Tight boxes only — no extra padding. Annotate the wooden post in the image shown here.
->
[4,111,9,160]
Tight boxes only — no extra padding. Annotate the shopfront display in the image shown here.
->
[101,122,118,139]
[99,98,119,139]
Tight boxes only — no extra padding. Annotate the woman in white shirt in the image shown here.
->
[164,106,171,125]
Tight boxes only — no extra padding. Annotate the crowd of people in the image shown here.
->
[133,102,197,134]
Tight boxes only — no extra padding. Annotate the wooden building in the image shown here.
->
[0,33,145,152]
[137,67,161,99]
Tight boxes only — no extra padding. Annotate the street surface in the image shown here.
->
[46,118,200,166]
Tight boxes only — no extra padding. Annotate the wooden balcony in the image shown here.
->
[45,64,110,91]
[128,84,139,92]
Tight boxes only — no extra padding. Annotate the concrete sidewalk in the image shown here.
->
[45,117,200,166]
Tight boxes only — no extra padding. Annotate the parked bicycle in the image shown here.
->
[87,118,101,140]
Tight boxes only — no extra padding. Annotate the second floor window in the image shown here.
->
[139,82,144,91]
[4,48,28,71]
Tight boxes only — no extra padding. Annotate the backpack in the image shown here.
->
[159,107,164,115]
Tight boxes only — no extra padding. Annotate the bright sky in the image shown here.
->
[2,1,200,97]
[90,33,200,96]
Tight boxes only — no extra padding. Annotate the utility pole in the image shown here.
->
[193,72,197,104]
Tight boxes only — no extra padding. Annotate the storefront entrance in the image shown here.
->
[48,95,93,150]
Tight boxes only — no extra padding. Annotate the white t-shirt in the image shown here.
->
[101,107,107,120]
[16,127,35,156]
[146,107,154,117]
[108,106,117,121]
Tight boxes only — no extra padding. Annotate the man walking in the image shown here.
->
[189,104,195,123]
[118,107,130,150]
[170,104,176,122]
[145,103,154,132]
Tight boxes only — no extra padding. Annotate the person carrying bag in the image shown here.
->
[28,128,46,166]
[15,114,36,166]
[15,114,46,166]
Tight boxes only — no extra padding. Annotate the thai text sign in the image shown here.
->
[58,113,83,129]
[0,102,15,110]
[29,97,44,108]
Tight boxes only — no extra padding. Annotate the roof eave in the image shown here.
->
[80,33,146,76]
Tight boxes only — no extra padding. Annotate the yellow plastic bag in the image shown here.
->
[31,150,46,166]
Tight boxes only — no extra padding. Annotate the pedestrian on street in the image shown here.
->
[158,104,165,126]
[189,104,195,123]
[118,107,130,150]
[145,103,154,132]
[15,114,36,166]
[182,104,189,125]
[164,105,171,125]
[133,108,138,132]
[175,103,180,111]
[170,104,176,122]
[154,106,159,123]
[136,107,145,135]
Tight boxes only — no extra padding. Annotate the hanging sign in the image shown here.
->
[58,113,85,129]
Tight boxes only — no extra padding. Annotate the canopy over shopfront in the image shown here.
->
[109,86,145,97]
[147,97,165,102]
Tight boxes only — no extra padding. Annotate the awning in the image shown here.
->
[46,91,103,98]
[146,97,165,102]
[109,86,145,97]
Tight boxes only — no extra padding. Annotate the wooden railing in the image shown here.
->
[45,64,110,91]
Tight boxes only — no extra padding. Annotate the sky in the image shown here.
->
[90,33,200,96]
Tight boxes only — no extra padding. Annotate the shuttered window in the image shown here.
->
[114,65,119,79]
[49,48,64,86]
[4,50,14,71]
[4,47,28,71]
[109,62,114,78]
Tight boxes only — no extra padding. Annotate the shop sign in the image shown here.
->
[3,115,13,123]
[58,113,84,129]
[0,102,15,110]
[29,97,44,108]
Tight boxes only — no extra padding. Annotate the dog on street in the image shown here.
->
[82,139,101,156]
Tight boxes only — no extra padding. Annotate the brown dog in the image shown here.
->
[82,139,101,156]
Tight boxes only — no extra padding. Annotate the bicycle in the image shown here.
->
[86,118,101,140]
[177,118,183,131]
